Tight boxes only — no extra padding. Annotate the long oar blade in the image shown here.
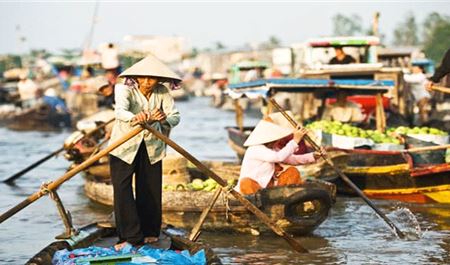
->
[3,147,65,184]
[141,123,308,253]
[269,98,405,239]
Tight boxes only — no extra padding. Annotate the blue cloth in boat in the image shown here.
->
[52,243,206,265]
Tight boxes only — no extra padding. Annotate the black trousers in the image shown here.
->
[109,141,162,245]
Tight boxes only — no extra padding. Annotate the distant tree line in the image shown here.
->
[331,12,450,64]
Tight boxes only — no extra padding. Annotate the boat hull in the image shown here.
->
[84,176,336,236]
[337,148,450,203]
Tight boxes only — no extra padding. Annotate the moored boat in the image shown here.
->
[335,148,450,203]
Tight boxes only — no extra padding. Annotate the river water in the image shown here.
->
[0,97,449,264]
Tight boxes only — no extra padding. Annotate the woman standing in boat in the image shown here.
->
[236,120,322,195]
[108,55,181,249]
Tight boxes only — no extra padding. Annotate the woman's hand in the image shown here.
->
[313,146,326,160]
[293,127,308,143]
[132,111,150,124]
[426,81,434,92]
[150,108,166,121]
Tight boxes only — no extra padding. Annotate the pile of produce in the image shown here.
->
[387,126,448,136]
[163,178,237,192]
[306,121,400,144]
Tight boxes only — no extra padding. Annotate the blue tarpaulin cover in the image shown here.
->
[52,243,206,265]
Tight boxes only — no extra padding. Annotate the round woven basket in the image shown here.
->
[162,153,190,185]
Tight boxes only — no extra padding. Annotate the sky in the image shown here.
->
[0,1,449,54]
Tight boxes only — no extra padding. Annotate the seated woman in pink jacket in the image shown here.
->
[236,120,322,195]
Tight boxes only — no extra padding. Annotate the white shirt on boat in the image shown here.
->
[236,140,315,191]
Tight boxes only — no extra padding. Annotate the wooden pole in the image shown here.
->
[404,144,450,153]
[431,85,450,94]
[234,99,244,132]
[141,123,309,253]
[189,187,222,241]
[269,97,406,239]
[0,126,143,224]
[375,93,386,132]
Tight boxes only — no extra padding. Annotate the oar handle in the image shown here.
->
[0,126,143,224]
[431,85,450,94]
[141,123,308,253]
[269,98,406,239]
[404,144,450,153]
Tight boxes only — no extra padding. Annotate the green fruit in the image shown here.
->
[191,178,204,190]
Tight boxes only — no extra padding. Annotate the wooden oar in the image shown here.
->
[431,85,450,94]
[189,187,222,241]
[268,98,406,239]
[3,118,115,184]
[141,123,309,253]
[404,144,450,153]
[0,126,143,224]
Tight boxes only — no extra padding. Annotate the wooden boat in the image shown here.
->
[333,148,450,203]
[225,78,450,204]
[83,171,336,236]
[26,223,221,265]
[0,104,71,131]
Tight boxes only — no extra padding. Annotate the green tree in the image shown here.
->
[423,20,450,63]
[392,12,419,46]
[422,12,450,42]
[332,14,363,36]
[215,42,226,50]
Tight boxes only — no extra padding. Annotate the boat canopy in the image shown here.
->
[233,60,270,70]
[307,36,380,48]
[226,78,394,99]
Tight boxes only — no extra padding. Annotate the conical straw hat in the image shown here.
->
[244,120,293,146]
[119,54,181,81]
[266,111,295,129]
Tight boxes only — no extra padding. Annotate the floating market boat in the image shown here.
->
[83,173,336,236]
[225,78,391,160]
[333,147,450,204]
[26,223,220,265]
[225,78,450,204]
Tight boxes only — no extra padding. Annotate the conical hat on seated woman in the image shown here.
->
[243,120,293,146]
[265,111,295,129]
[119,54,182,82]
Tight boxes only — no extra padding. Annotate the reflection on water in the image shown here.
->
[0,97,449,264]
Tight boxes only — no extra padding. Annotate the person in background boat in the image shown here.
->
[236,120,322,195]
[321,90,364,124]
[39,88,69,114]
[329,47,356,65]
[108,55,181,250]
[94,76,115,109]
[207,73,227,107]
[100,43,121,74]
[426,47,450,91]
[17,72,39,108]
[404,65,431,124]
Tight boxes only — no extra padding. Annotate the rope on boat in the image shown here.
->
[222,187,232,221]
[39,181,52,197]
